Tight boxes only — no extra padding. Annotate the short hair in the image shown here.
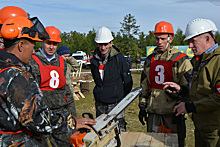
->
[4,38,31,50]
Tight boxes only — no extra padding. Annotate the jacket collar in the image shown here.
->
[200,45,220,62]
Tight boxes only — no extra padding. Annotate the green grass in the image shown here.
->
[75,69,195,147]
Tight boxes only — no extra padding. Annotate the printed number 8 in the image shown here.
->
[50,70,59,88]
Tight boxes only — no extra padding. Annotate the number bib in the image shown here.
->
[32,55,66,91]
[99,64,105,81]
[149,53,187,89]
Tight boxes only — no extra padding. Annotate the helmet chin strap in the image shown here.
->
[165,36,170,50]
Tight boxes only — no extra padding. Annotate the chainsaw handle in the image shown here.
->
[82,113,94,119]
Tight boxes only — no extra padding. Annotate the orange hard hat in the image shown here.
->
[153,21,174,36]
[0,6,28,38]
[1,16,43,42]
[0,6,28,25]
[45,26,61,42]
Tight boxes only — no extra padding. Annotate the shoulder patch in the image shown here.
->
[216,84,220,95]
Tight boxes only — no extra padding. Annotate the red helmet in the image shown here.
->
[45,26,61,42]
[153,21,174,36]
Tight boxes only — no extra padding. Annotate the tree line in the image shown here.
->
[35,13,220,60]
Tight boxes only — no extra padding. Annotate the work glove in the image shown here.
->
[138,107,147,125]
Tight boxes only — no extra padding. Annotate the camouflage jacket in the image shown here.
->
[0,51,75,146]
[29,49,77,117]
[66,56,80,95]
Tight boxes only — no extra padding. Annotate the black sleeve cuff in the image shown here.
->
[138,102,146,109]
[178,85,189,97]
[185,102,197,113]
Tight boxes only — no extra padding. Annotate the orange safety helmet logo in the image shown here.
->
[153,21,174,36]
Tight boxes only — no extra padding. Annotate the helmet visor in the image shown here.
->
[30,17,50,39]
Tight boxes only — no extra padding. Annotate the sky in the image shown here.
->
[1,0,220,36]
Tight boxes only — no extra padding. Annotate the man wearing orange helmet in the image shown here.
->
[0,6,28,50]
[138,21,192,146]
[0,16,96,147]
[29,26,77,146]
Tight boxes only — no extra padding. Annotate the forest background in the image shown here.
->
[35,13,220,60]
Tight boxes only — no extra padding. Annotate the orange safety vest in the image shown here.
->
[32,55,69,105]
[32,55,66,91]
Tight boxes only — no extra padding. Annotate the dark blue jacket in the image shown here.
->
[90,46,133,104]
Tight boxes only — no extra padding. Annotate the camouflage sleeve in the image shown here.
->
[64,83,77,117]
[29,57,41,85]
[63,61,77,117]
[67,56,80,72]
[6,68,76,134]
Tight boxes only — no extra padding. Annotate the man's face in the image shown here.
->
[155,34,173,52]
[189,35,207,56]
[61,54,70,61]
[42,40,59,56]
[22,39,35,64]
[96,41,113,56]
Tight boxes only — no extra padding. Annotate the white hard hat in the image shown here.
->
[184,18,218,41]
[95,27,114,43]
[204,19,218,32]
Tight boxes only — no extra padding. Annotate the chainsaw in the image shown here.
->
[70,87,143,147]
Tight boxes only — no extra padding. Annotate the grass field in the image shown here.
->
[75,68,195,147]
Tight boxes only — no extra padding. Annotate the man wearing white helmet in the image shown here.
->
[163,18,220,146]
[90,26,133,132]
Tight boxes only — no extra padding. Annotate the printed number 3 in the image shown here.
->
[155,65,164,84]
[50,70,59,88]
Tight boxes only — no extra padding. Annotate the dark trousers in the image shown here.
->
[195,128,220,147]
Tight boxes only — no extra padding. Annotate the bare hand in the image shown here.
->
[173,102,187,116]
[162,82,181,93]
[75,117,96,130]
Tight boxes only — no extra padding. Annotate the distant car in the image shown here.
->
[140,57,146,67]
[72,51,89,67]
